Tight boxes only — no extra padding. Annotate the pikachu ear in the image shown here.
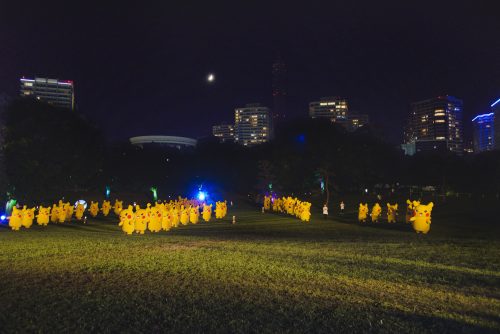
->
[428,202,434,209]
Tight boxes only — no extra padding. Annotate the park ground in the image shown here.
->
[0,198,499,333]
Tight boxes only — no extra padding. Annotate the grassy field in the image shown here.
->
[0,199,499,333]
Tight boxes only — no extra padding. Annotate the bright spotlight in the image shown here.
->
[197,191,206,201]
[0,215,6,221]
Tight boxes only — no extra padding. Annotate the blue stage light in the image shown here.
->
[197,191,206,201]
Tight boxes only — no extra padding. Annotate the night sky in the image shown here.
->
[1,1,499,144]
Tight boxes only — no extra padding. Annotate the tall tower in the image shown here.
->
[234,103,271,146]
[404,95,464,155]
[272,56,286,122]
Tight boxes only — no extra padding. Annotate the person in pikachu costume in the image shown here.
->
[37,206,51,226]
[101,200,111,217]
[386,203,398,223]
[263,196,271,211]
[358,203,369,223]
[180,206,189,225]
[50,204,59,223]
[134,205,148,234]
[148,206,162,233]
[113,200,123,216]
[21,206,36,228]
[119,205,136,235]
[405,200,420,224]
[202,204,212,222]
[65,202,74,222]
[189,206,199,224]
[171,207,180,227]
[215,202,223,219]
[410,202,433,234]
[8,206,23,231]
[89,201,99,218]
[75,203,85,221]
[57,204,67,223]
[370,203,382,223]
[300,202,311,222]
[161,208,172,231]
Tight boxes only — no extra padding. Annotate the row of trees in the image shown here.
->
[1,99,499,204]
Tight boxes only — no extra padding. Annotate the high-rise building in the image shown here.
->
[272,57,286,121]
[212,124,235,143]
[492,98,500,150]
[472,113,495,152]
[309,97,349,123]
[403,95,463,155]
[234,103,271,146]
[20,77,75,110]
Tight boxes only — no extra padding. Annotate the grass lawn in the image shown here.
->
[0,199,499,333]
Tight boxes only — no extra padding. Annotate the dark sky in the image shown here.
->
[1,1,499,144]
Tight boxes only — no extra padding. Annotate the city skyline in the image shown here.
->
[1,1,499,144]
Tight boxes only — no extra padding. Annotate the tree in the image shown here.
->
[3,99,104,203]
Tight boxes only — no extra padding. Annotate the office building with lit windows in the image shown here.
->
[403,95,463,155]
[472,113,495,153]
[309,97,348,124]
[492,98,500,150]
[20,77,75,110]
[234,104,271,146]
[212,124,235,143]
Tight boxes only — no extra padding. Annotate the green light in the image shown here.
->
[105,186,111,199]
[150,187,158,202]
[5,199,17,216]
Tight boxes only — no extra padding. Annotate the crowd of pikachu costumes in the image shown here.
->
[358,203,369,223]
[266,196,312,222]
[370,203,382,223]
[410,202,433,234]
[386,203,398,223]
[5,197,231,235]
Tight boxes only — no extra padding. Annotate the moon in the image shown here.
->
[207,73,215,83]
